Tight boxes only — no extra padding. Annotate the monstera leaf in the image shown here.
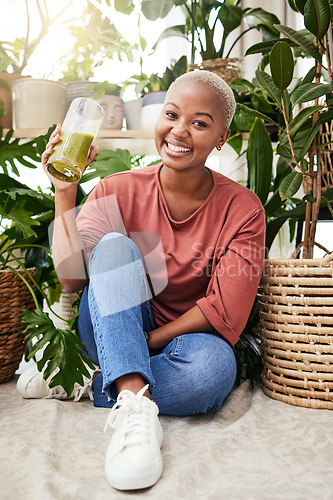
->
[21,308,95,397]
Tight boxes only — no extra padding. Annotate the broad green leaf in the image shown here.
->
[226,133,242,155]
[114,0,135,15]
[0,174,54,212]
[235,102,280,128]
[279,105,323,145]
[141,0,175,20]
[250,94,274,114]
[173,55,188,76]
[233,109,255,131]
[266,202,307,249]
[290,82,333,106]
[0,129,40,174]
[297,121,321,160]
[266,187,333,249]
[218,4,243,32]
[270,41,294,90]
[304,0,331,39]
[21,308,95,397]
[287,0,299,11]
[152,25,186,51]
[295,0,308,13]
[246,118,273,205]
[282,89,291,121]
[279,171,303,199]
[264,191,283,217]
[255,70,281,105]
[245,8,280,35]
[231,78,256,92]
[322,196,333,218]
[274,25,322,62]
[245,38,284,56]
[140,36,147,52]
[80,148,132,184]
[0,200,40,239]
[273,156,291,191]
[299,65,317,85]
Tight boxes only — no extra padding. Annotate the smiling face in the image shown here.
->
[154,79,230,173]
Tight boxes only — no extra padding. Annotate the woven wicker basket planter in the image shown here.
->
[0,268,36,384]
[189,58,242,86]
[258,253,333,410]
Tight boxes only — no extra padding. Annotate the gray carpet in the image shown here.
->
[1,377,333,500]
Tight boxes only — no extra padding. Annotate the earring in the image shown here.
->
[216,144,222,151]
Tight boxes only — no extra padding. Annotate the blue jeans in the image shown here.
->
[77,233,237,416]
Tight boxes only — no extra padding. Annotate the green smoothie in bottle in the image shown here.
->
[47,132,94,182]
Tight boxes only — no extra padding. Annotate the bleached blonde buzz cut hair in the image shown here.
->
[168,70,236,128]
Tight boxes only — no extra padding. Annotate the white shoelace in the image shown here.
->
[104,384,154,458]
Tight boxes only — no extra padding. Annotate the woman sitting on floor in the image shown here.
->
[17,70,265,491]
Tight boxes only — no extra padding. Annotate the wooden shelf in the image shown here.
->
[4,128,240,157]
[4,129,154,139]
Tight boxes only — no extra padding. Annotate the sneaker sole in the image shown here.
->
[105,454,163,490]
[16,366,47,399]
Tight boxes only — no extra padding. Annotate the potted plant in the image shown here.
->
[85,81,125,130]
[0,120,151,393]
[0,125,59,383]
[135,55,188,131]
[0,1,136,129]
[60,2,136,109]
[237,0,333,409]
[0,0,79,129]
[139,0,280,84]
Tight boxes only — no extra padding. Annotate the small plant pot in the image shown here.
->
[124,98,143,130]
[12,78,66,130]
[66,81,96,109]
[97,95,124,130]
[141,91,167,131]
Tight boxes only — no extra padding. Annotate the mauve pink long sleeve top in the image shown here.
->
[76,163,265,346]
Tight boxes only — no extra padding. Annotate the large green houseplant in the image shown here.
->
[236,0,333,408]
[238,0,333,258]
[0,124,139,393]
[139,0,279,61]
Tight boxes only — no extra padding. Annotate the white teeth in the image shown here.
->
[167,142,190,153]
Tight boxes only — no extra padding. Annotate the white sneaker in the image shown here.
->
[104,384,163,490]
[16,363,97,401]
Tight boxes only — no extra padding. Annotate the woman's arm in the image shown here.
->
[147,305,214,349]
[42,125,97,292]
[148,207,266,350]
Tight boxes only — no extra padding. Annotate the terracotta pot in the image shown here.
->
[0,73,30,129]
[12,78,66,130]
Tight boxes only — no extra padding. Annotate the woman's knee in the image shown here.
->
[184,334,236,396]
[89,232,142,276]
[152,334,237,415]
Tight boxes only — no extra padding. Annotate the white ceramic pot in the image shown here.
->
[12,78,66,129]
[124,98,143,130]
[0,73,30,129]
[141,91,167,132]
[97,95,124,130]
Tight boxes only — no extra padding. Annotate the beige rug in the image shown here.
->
[1,377,333,500]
